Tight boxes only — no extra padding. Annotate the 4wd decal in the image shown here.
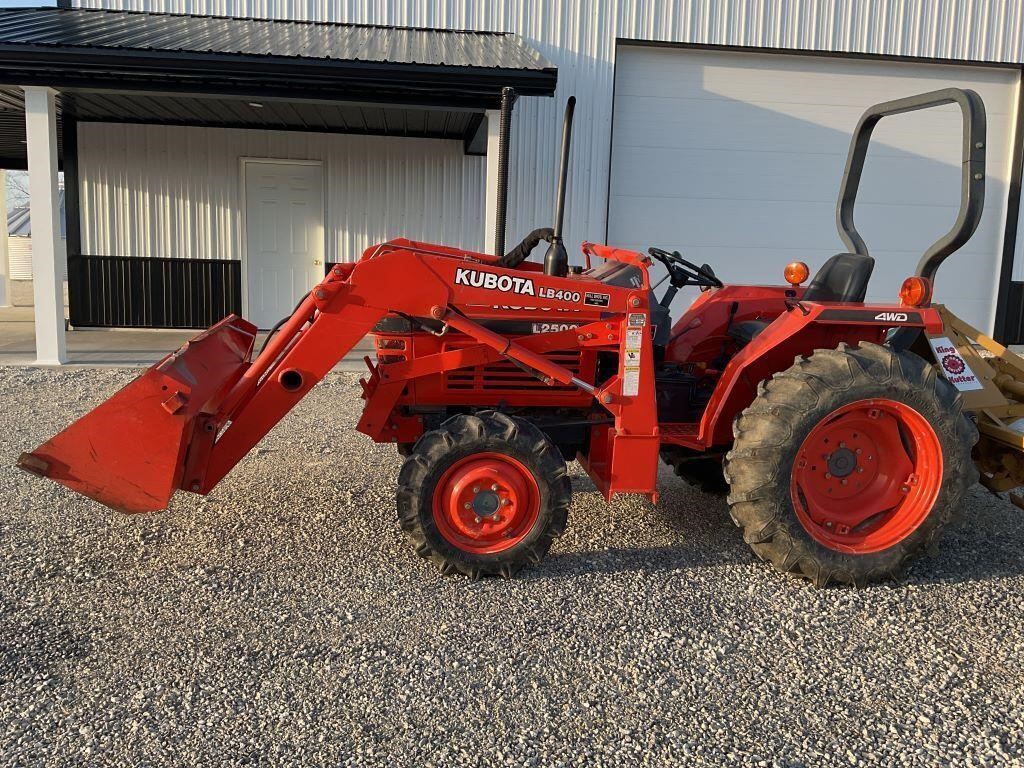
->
[455,268,535,296]
[928,336,984,392]
[874,311,909,322]
[817,308,923,325]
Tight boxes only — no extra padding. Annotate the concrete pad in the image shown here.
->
[0,320,375,370]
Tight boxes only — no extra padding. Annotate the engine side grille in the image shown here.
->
[443,345,582,392]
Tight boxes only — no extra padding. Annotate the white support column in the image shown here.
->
[0,170,9,308]
[483,109,501,256]
[23,86,66,364]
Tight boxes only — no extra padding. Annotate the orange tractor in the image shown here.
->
[20,89,1024,585]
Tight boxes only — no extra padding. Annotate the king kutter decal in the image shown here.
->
[927,336,984,392]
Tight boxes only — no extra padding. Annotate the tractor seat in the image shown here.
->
[802,252,875,303]
[727,253,876,347]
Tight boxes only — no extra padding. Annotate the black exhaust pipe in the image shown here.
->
[543,96,575,277]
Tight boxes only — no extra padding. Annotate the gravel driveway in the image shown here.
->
[2,367,1023,767]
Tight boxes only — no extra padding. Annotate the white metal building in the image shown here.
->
[6,190,67,281]
[5,1,1024,363]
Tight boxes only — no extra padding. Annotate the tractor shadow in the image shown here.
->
[904,487,1024,586]
[544,477,1024,585]
[538,473,748,578]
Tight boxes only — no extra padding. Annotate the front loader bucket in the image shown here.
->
[17,315,257,514]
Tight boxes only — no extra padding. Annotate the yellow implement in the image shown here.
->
[935,305,1024,492]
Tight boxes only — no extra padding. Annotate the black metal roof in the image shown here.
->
[0,7,557,105]
[0,8,556,167]
[0,7,552,71]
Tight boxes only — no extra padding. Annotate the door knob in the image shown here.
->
[313,259,322,266]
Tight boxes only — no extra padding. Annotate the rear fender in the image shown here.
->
[699,303,943,446]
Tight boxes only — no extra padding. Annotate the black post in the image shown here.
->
[60,110,83,328]
[994,78,1024,343]
[494,86,515,257]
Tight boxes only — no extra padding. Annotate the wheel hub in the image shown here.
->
[827,447,857,478]
[471,490,502,518]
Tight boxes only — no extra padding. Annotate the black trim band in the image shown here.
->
[69,255,241,329]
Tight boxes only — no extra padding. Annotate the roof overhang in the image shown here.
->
[0,7,557,167]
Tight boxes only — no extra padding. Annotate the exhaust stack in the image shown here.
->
[543,96,575,277]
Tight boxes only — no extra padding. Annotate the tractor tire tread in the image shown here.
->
[723,342,977,587]
[396,410,570,578]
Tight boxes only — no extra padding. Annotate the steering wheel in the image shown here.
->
[648,247,723,289]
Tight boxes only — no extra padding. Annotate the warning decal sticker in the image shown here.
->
[623,327,644,397]
[928,336,984,392]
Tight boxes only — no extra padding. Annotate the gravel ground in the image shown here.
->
[2,366,1023,767]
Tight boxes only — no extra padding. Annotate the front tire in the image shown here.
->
[397,411,571,578]
[724,342,978,587]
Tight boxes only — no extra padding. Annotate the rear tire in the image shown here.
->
[724,342,978,587]
[397,411,571,578]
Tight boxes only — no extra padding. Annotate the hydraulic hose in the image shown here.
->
[258,294,314,356]
[498,227,555,268]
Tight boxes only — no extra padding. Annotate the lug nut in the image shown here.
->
[491,484,499,492]
[464,502,472,509]
[502,498,511,506]
[472,486,480,493]
[474,516,482,524]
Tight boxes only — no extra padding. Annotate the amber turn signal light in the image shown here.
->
[899,276,933,307]
[784,261,809,286]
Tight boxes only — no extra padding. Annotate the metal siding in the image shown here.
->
[77,122,485,262]
[72,0,1024,259]
[69,255,240,327]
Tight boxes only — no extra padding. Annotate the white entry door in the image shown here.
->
[243,160,324,329]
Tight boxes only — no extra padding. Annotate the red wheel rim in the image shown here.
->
[789,399,943,554]
[432,453,541,555]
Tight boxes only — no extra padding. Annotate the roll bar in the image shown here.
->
[836,87,986,281]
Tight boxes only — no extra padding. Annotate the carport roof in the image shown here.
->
[0,7,557,101]
[0,7,557,168]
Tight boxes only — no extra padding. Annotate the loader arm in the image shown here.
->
[20,240,661,512]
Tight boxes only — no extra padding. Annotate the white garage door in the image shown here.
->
[608,46,1019,331]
